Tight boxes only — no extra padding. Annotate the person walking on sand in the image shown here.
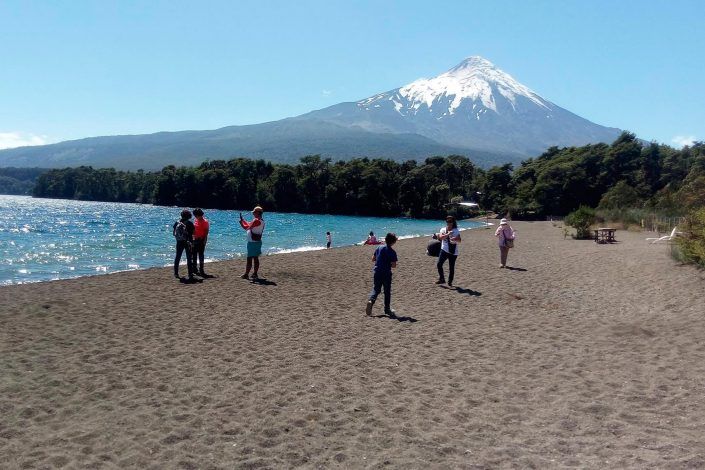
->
[326,231,332,249]
[191,208,210,277]
[239,206,265,280]
[436,215,461,287]
[366,232,398,317]
[173,209,196,281]
[495,218,516,268]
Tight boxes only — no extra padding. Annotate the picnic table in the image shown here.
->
[593,227,616,244]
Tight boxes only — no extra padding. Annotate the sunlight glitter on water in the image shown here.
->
[0,195,483,285]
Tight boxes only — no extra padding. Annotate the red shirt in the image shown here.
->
[193,217,210,239]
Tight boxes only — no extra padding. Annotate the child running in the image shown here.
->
[366,232,398,317]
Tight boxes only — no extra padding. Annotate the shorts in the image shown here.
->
[247,241,262,257]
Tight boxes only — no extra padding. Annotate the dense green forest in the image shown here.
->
[0,167,48,195]
[31,132,704,219]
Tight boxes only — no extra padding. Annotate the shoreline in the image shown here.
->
[5,221,703,467]
[1,218,490,288]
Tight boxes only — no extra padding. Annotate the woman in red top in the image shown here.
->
[191,208,210,277]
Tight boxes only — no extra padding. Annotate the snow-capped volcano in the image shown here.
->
[0,56,624,170]
[299,56,621,157]
[362,56,549,116]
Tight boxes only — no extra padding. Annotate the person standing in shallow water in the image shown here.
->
[326,231,332,249]
[366,232,398,317]
[436,215,461,287]
[173,209,195,281]
[239,206,265,280]
[495,218,516,268]
[191,208,210,277]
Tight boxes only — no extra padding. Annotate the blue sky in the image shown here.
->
[1,0,703,150]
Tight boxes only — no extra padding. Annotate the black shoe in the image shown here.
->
[448,282,453,287]
[174,272,180,279]
[240,273,249,279]
[435,279,445,285]
[384,308,396,317]
[366,300,374,316]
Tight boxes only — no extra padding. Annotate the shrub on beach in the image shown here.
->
[677,207,705,267]
[565,206,596,239]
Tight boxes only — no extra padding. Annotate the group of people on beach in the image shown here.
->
[364,216,515,317]
[172,207,517,316]
[173,208,211,281]
[172,205,266,283]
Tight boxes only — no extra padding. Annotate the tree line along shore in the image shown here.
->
[3,131,704,265]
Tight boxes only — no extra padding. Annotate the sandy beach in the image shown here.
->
[2,221,705,469]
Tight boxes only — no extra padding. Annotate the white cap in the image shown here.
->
[500,218,508,225]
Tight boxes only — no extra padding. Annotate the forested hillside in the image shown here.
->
[31,133,704,219]
[0,168,48,195]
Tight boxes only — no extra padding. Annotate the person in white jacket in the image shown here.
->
[436,215,461,287]
[495,218,516,268]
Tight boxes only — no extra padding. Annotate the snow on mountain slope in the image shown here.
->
[300,56,622,156]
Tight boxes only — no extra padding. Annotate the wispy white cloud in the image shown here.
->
[0,132,48,150]
[322,89,332,96]
[671,135,697,148]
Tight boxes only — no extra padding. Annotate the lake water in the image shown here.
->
[0,195,485,285]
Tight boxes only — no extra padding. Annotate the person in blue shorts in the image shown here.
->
[366,232,398,317]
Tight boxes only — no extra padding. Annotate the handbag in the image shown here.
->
[504,238,514,248]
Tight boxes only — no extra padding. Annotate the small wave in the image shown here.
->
[269,245,324,254]
[397,234,423,240]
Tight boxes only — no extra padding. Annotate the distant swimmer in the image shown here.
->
[239,206,265,280]
[326,231,332,249]
[363,231,382,245]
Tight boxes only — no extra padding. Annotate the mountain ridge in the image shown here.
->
[0,56,622,170]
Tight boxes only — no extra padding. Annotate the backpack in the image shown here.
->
[426,239,441,257]
[174,220,190,241]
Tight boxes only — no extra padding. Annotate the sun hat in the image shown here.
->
[252,206,264,214]
[500,218,508,225]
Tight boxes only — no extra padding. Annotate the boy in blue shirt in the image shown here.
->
[366,232,398,317]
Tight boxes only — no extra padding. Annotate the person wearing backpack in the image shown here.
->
[173,209,196,281]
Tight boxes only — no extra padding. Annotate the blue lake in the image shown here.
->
[0,195,485,285]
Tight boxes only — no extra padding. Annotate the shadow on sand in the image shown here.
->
[505,266,527,272]
[440,285,482,296]
[251,277,277,286]
[373,312,418,323]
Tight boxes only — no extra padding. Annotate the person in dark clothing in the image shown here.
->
[173,209,196,281]
[366,232,398,317]
[191,208,210,277]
